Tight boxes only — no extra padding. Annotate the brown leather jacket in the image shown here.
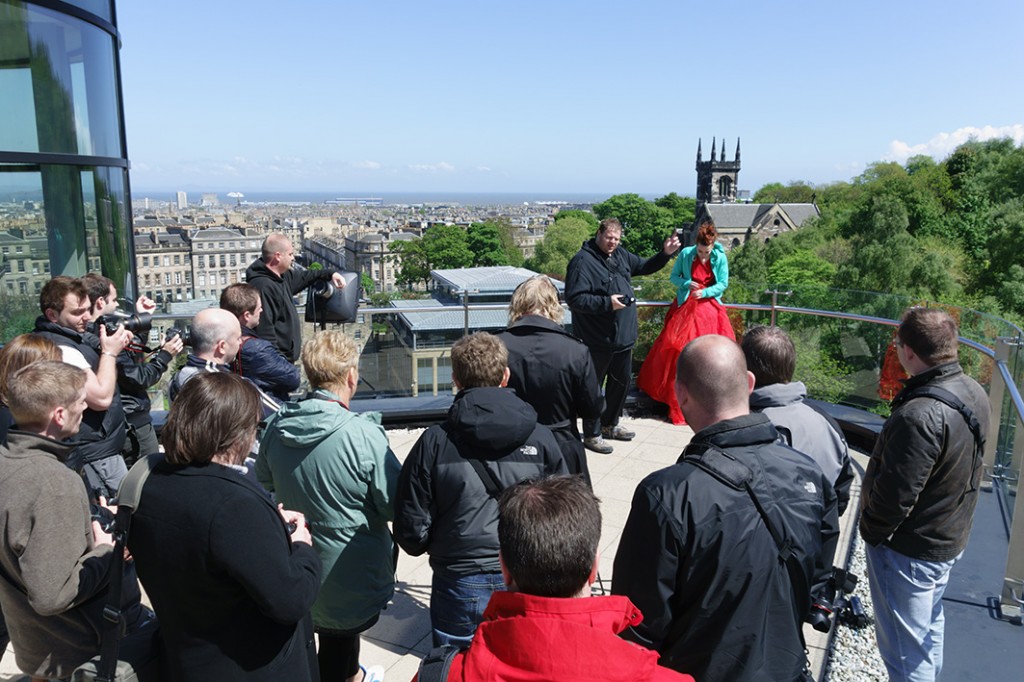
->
[860,362,989,561]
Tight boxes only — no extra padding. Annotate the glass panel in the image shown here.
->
[63,0,114,24]
[0,0,122,157]
[0,162,131,342]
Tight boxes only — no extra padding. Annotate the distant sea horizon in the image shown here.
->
[130,190,660,206]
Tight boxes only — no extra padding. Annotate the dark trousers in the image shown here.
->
[316,614,378,681]
[583,347,632,438]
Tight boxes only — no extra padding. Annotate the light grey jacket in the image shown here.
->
[750,381,853,515]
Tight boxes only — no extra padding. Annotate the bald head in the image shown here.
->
[261,233,296,276]
[675,335,753,431]
[190,308,242,362]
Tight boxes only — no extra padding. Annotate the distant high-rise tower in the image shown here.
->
[695,137,740,206]
[176,191,188,210]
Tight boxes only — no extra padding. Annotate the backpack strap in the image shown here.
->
[444,426,506,499]
[94,454,161,682]
[418,644,464,682]
[231,335,256,376]
[683,443,812,650]
[891,384,985,492]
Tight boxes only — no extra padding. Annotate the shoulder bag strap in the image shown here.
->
[418,644,463,682]
[95,454,161,682]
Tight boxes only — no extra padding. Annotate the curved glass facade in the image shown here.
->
[0,0,132,341]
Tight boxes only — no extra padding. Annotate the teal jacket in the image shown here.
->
[669,242,729,304]
[257,389,401,630]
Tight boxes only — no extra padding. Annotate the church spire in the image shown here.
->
[735,137,741,162]
[720,137,726,162]
[711,137,717,160]
[697,138,702,163]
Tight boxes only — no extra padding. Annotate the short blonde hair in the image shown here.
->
[508,276,563,325]
[302,331,360,390]
[7,361,86,431]
[452,332,507,389]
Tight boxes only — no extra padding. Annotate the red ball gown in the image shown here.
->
[637,257,735,424]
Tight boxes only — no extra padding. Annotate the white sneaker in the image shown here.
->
[361,664,385,682]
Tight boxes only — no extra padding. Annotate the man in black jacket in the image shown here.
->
[33,277,132,498]
[612,334,839,682]
[220,283,300,402]
[245,233,345,363]
[565,218,679,454]
[393,332,568,648]
[82,273,183,463]
[860,308,989,682]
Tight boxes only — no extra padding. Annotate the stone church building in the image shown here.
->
[682,138,820,249]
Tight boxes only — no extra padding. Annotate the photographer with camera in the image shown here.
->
[0,361,153,680]
[246,233,346,363]
[33,276,132,497]
[83,273,183,464]
[565,217,679,454]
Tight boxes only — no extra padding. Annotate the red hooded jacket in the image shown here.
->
[426,591,695,682]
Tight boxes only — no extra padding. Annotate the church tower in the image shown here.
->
[695,137,741,207]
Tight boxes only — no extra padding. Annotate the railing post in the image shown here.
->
[1001,457,1024,620]
[763,289,792,327]
[983,338,1011,483]
[462,289,470,336]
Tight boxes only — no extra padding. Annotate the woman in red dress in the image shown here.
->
[638,222,735,424]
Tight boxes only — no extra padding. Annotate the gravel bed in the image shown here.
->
[823,534,889,682]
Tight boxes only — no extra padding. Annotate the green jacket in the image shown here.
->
[669,242,729,304]
[258,390,400,630]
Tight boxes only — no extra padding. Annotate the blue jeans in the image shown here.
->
[430,571,504,648]
[865,543,961,682]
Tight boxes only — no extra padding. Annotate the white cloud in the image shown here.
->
[351,160,382,170]
[885,124,1024,163]
[475,166,492,172]
[407,162,455,173]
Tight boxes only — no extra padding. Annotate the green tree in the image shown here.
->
[654,192,697,225]
[751,181,817,204]
[768,250,837,286]
[526,216,592,277]
[467,222,507,266]
[593,193,674,258]
[393,238,431,288]
[554,209,598,230]
[360,272,375,294]
[423,224,473,270]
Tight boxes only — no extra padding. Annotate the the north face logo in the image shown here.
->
[520,445,538,456]
[804,481,817,494]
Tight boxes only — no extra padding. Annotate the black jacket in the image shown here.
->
[128,460,322,681]
[496,315,603,485]
[116,339,173,427]
[612,413,840,682]
[233,326,301,402]
[245,259,336,362]
[860,361,989,561]
[565,239,671,351]
[393,387,568,576]
[33,317,127,468]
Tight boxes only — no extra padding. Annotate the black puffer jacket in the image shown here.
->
[860,361,989,561]
[233,326,300,402]
[245,259,336,362]
[565,239,670,351]
[497,315,603,485]
[612,413,839,682]
[393,387,568,576]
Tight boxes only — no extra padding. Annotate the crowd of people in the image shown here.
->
[0,225,989,682]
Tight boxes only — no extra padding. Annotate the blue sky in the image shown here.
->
[118,1,1024,196]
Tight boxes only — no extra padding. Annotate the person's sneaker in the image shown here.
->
[583,436,614,454]
[602,425,636,441]
[361,665,385,682]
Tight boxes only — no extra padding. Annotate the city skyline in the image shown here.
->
[119,1,1024,195]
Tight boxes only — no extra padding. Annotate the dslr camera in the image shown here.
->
[94,310,152,337]
[806,567,859,633]
[165,326,191,346]
[619,295,636,307]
